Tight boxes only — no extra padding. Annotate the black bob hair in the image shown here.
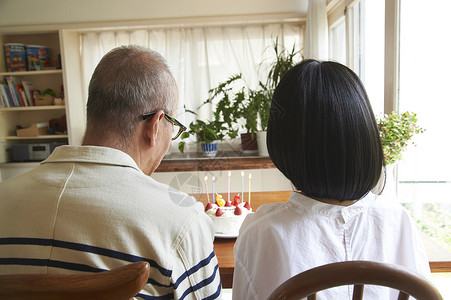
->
[267,59,384,201]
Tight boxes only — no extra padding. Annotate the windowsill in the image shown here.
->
[0,153,275,172]
[156,153,275,172]
[420,232,451,273]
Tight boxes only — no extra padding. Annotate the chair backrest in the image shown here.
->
[267,260,443,300]
[0,261,150,300]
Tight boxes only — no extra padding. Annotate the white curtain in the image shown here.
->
[80,23,304,126]
[304,0,328,59]
[329,18,346,65]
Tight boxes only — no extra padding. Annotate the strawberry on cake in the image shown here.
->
[205,194,252,236]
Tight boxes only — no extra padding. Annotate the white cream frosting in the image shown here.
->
[205,202,252,235]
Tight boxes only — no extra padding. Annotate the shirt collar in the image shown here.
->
[41,145,142,172]
[288,191,375,223]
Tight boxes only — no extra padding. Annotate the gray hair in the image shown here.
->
[85,45,178,148]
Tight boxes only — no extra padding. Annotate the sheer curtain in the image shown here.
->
[80,23,304,126]
[304,0,328,59]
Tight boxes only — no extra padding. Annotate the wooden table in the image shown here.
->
[214,238,236,288]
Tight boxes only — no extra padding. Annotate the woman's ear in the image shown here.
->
[143,110,165,147]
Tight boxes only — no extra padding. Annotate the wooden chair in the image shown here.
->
[267,260,443,300]
[0,261,150,300]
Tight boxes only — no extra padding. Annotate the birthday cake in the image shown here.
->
[205,194,252,236]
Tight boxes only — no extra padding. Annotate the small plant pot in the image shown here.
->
[200,141,218,157]
[241,133,258,155]
[256,131,269,156]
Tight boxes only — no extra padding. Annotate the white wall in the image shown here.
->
[0,0,307,27]
[152,169,292,195]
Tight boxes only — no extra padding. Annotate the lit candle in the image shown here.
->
[204,176,210,203]
[248,173,252,205]
[241,171,244,203]
[212,176,215,202]
[228,171,231,202]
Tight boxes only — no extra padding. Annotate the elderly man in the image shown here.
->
[0,45,221,299]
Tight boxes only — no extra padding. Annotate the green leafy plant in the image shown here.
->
[403,203,451,252]
[204,39,302,135]
[34,88,56,98]
[239,88,264,135]
[377,111,425,165]
[202,74,244,139]
[178,116,227,153]
[257,40,301,131]
[204,76,265,137]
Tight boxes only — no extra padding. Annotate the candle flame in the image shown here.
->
[204,176,208,181]
[228,171,232,177]
[212,176,215,181]
[249,174,252,179]
[241,171,244,176]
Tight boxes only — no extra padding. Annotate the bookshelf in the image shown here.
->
[0,31,68,163]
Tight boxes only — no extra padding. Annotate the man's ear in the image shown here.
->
[143,110,165,147]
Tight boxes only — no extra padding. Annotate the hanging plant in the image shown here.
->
[377,111,425,165]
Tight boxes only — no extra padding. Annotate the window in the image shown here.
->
[328,0,384,115]
[330,1,450,293]
[398,0,451,254]
[329,17,346,65]
[346,1,363,76]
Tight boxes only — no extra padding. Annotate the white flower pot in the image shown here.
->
[256,131,269,156]
[200,141,218,157]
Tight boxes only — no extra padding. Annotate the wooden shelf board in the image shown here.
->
[0,69,62,76]
[156,155,275,172]
[5,135,68,140]
[0,106,65,112]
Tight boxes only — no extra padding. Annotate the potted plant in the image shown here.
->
[198,39,302,155]
[204,74,242,140]
[374,111,425,195]
[178,118,227,157]
[240,87,266,154]
[253,41,302,155]
[377,111,425,165]
[202,74,259,153]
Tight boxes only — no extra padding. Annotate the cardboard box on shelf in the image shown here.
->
[16,122,49,137]
[35,96,54,106]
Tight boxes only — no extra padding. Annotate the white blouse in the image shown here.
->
[232,191,430,300]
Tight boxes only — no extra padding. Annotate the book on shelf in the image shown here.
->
[0,93,6,108]
[4,76,22,107]
[16,83,28,106]
[20,88,29,106]
[0,83,15,107]
[22,80,36,106]
[0,84,7,107]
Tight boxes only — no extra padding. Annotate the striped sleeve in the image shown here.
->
[171,213,221,300]
[0,237,176,299]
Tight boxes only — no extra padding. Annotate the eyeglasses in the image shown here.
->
[142,111,187,140]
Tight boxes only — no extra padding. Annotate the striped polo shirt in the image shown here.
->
[0,145,221,299]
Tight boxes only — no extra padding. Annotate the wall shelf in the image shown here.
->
[0,69,62,76]
[0,106,65,112]
[5,135,68,140]
[156,155,275,172]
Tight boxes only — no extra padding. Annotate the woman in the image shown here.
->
[232,60,430,300]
